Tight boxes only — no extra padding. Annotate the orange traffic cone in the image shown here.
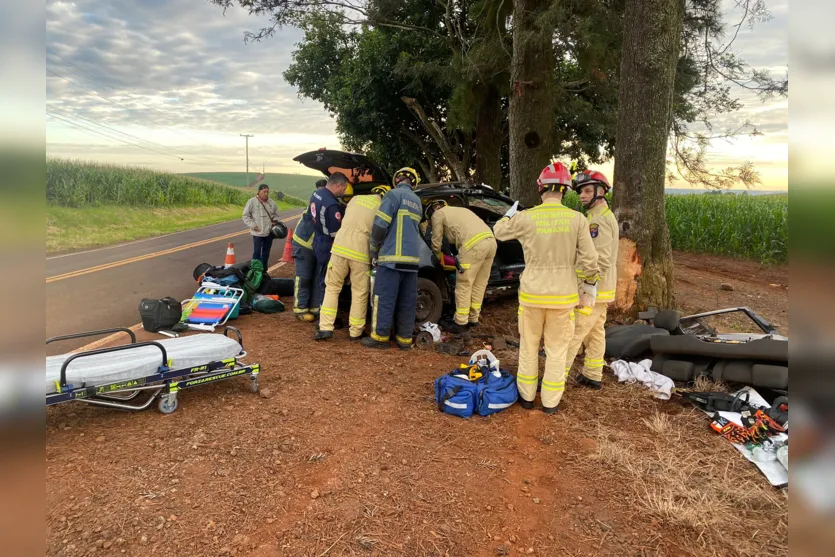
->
[224,242,236,268]
[281,228,294,263]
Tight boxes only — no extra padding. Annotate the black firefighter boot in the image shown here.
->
[361,336,389,349]
[576,374,602,390]
[313,330,333,341]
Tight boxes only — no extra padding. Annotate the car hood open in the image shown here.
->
[293,150,392,193]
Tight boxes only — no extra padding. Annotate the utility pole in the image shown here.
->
[240,134,254,187]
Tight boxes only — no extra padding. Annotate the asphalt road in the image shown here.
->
[46,209,303,355]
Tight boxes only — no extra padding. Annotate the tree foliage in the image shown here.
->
[211,0,788,190]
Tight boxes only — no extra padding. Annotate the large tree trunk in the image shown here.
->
[612,0,684,316]
[508,0,555,207]
[474,84,503,188]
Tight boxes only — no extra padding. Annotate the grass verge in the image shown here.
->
[47,204,258,253]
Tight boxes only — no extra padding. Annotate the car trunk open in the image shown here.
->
[293,150,392,193]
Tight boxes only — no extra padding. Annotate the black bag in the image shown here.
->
[139,297,183,332]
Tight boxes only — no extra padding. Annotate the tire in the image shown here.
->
[416,278,443,326]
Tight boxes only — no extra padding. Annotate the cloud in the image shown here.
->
[45,0,788,188]
[46,0,339,171]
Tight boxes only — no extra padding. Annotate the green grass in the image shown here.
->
[665,193,787,264]
[46,204,249,253]
[562,190,788,265]
[184,171,321,205]
[48,158,257,207]
[45,159,306,252]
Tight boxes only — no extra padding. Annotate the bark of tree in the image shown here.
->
[612,0,685,316]
[508,0,556,207]
[402,96,467,181]
[474,83,503,188]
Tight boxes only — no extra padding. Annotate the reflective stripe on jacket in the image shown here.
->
[311,188,342,261]
[291,192,318,250]
[331,194,382,263]
[430,206,494,258]
[493,198,599,309]
[369,184,423,271]
[578,204,619,303]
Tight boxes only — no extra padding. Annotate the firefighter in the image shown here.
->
[292,179,327,322]
[315,185,391,341]
[424,200,497,331]
[310,173,352,319]
[564,170,618,389]
[493,162,599,413]
[362,167,423,350]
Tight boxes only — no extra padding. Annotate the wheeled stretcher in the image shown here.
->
[46,327,260,414]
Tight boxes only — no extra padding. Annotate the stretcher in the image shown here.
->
[46,327,260,414]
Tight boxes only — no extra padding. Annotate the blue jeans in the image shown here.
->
[252,235,274,269]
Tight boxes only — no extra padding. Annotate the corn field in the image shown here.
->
[665,193,787,264]
[47,158,304,208]
[563,190,788,264]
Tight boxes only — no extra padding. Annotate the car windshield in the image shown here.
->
[467,195,512,215]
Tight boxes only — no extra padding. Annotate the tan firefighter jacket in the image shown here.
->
[493,198,599,309]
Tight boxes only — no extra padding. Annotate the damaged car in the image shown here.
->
[294,149,526,325]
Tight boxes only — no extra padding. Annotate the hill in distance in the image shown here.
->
[183,172,324,202]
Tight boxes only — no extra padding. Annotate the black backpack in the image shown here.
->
[139,297,182,332]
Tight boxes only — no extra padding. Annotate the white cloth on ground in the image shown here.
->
[609,359,674,400]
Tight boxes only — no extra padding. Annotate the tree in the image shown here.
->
[507,0,556,207]
[212,0,786,194]
[670,0,787,189]
[281,11,455,180]
[612,0,685,314]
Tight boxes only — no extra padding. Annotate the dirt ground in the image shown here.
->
[46,252,788,557]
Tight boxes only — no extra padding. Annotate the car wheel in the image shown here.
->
[416,278,443,326]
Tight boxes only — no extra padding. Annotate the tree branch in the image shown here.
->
[401,96,466,181]
[400,128,440,181]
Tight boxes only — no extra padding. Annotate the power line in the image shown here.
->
[47,67,140,113]
[47,111,186,161]
[47,104,218,163]
[46,49,222,148]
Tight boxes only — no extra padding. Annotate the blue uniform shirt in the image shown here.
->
[369,184,423,272]
[311,187,342,261]
[291,191,318,250]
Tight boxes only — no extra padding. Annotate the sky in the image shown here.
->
[45,0,788,189]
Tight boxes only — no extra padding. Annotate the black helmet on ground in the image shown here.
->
[193,262,213,282]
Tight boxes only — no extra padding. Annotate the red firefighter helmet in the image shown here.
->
[537,163,572,194]
[572,169,611,210]
[572,170,611,193]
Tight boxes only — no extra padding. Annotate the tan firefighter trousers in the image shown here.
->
[454,238,497,325]
[318,254,370,338]
[516,305,575,409]
[564,303,608,382]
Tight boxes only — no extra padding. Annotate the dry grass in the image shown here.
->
[591,400,788,557]
[641,409,679,440]
[693,375,731,393]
